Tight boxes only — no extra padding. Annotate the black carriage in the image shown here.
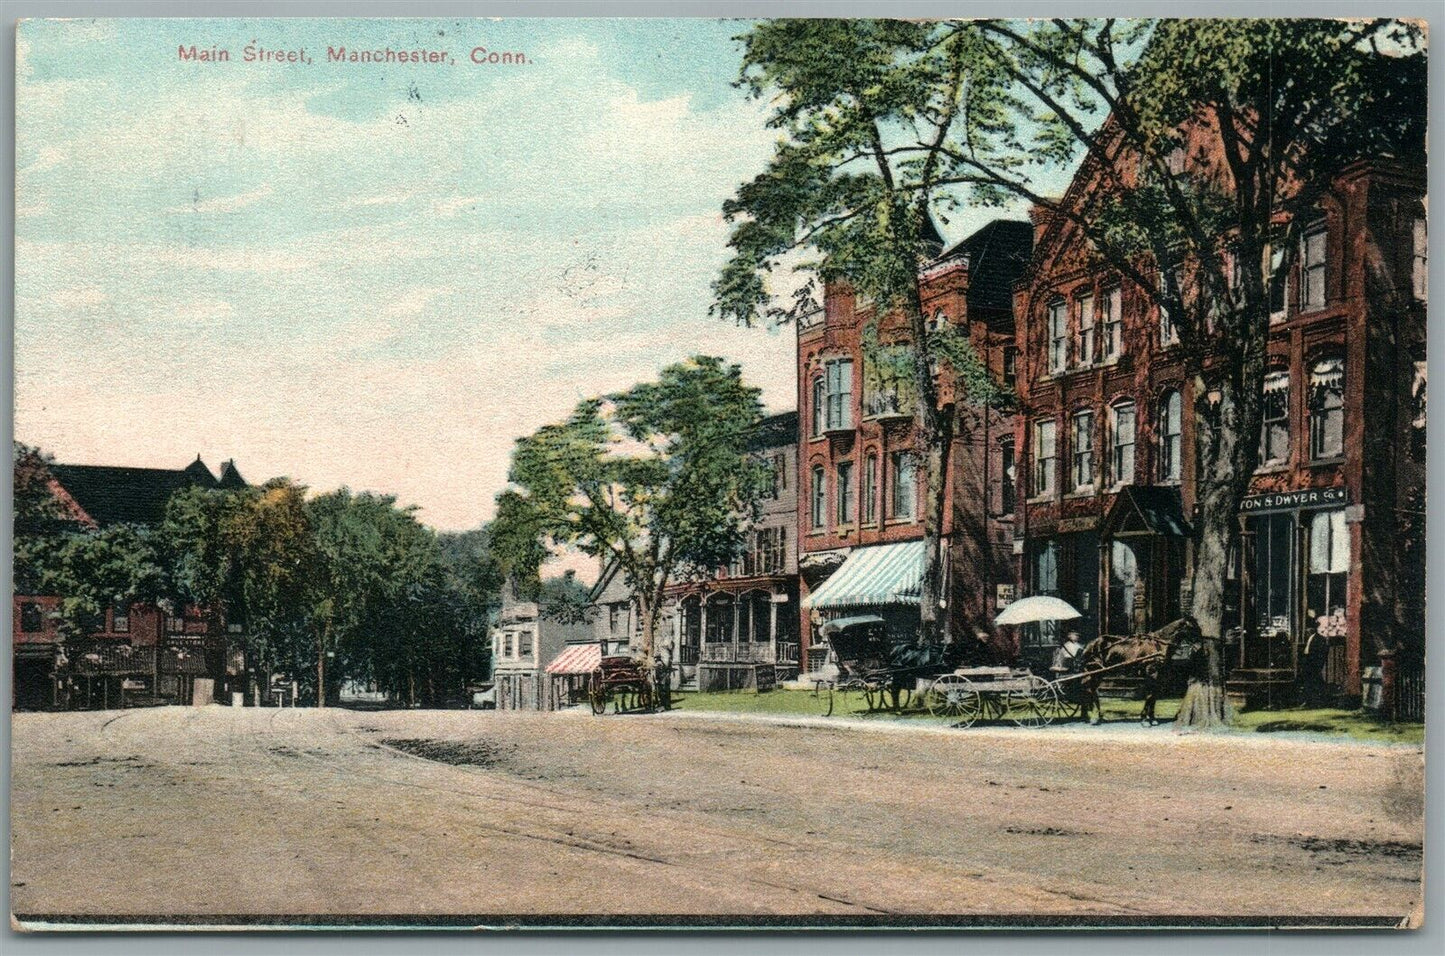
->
[814,615,947,716]
[587,655,655,715]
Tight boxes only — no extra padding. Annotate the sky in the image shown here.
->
[14,17,1031,533]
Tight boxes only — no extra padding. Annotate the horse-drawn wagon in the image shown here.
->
[812,615,946,716]
[920,666,1073,727]
[587,655,655,715]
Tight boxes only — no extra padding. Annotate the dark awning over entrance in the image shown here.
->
[1101,485,1192,539]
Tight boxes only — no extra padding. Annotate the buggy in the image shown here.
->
[587,655,655,715]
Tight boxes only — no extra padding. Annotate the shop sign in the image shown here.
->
[1239,487,1347,513]
[996,583,1016,608]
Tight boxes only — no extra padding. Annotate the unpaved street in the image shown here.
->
[10,706,1423,926]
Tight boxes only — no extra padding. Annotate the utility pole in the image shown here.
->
[317,622,326,709]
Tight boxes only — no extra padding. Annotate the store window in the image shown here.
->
[890,451,916,520]
[1048,300,1068,372]
[1071,409,1095,490]
[1034,420,1057,497]
[1157,391,1182,483]
[1254,513,1295,634]
[1030,541,1061,648]
[1309,357,1344,459]
[1260,371,1291,466]
[1300,221,1328,311]
[1110,401,1136,488]
[1306,510,1349,638]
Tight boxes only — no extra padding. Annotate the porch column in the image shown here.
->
[769,593,779,663]
[1098,539,1111,637]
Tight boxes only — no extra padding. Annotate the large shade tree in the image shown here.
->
[720,17,1425,722]
[716,19,1012,645]
[495,356,769,661]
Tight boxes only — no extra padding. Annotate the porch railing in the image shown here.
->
[695,642,799,664]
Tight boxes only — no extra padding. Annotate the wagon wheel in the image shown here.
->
[1040,678,1081,722]
[1006,681,1050,728]
[815,680,835,717]
[863,681,882,712]
[926,675,974,719]
[951,686,985,728]
[588,672,607,716]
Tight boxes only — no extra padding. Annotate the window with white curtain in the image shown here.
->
[1309,357,1345,460]
[1260,371,1291,465]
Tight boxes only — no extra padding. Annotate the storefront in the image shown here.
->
[1235,487,1352,699]
[802,540,924,668]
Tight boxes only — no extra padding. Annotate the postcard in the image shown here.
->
[10,14,1427,930]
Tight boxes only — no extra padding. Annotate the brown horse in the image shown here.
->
[1077,617,1202,725]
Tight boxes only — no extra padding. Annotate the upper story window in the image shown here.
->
[1158,390,1183,483]
[1047,300,1068,373]
[1412,218,1428,302]
[1262,245,1286,322]
[862,452,878,525]
[810,466,826,530]
[835,460,855,525]
[890,451,916,520]
[1000,439,1016,515]
[20,602,43,633]
[1110,401,1136,488]
[1300,221,1328,312]
[762,451,787,499]
[1309,357,1345,460]
[111,602,130,633]
[1033,419,1057,498]
[1260,371,1291,466]
[1002,346,1017,389]
[1071,409,1095,491]
[502,632,514,658]
[810,377,826,436]
[518,629,534,658]
[863,345,914,419]
[1159,268,1181,347]
[743,526,787,576]
[1101,287,1122,361]
[824,359,855,431]
[1076,294,1095,368]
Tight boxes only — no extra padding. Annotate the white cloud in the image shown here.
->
[169,184,275,214]
[173,298,235,322]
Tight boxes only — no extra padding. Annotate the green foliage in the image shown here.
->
[496,356,768,653]
[39,524,166,634]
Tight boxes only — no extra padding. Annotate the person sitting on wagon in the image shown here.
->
[1051,631,1086,676]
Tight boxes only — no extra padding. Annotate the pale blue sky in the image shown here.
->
[15,17,1033,531]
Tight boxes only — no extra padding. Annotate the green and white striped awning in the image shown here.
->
[803,540,925,610]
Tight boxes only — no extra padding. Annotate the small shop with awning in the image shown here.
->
[802,540,925,663]
[544,641,602,709]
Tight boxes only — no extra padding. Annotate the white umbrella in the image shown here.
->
[994,595,1083,626]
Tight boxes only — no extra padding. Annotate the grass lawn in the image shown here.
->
[669,688,1423,744]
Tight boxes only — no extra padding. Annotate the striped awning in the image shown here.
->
[546,643,601,676]
[803,540,925,610]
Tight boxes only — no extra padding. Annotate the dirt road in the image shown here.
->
[9,706,1423,927]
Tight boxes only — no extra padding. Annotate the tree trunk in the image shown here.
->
[315,624,326,709]
[1177,303,1268,728]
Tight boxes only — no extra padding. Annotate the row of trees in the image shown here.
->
[14,443,503,706]
[715,18,1426,726]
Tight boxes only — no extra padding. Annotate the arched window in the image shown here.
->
[1110,401,1136,488]
[1157,390,1182,483]
[704,593,734,644]
[811,376,826,436]
[1309,356,1344,459]
[1260,371,1291,465]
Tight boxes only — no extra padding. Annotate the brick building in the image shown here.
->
[796,219,1033,672]
[12,455,249,710]
[1012,157,1427,700]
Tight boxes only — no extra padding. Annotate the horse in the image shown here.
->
[1077,617,1201,725]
